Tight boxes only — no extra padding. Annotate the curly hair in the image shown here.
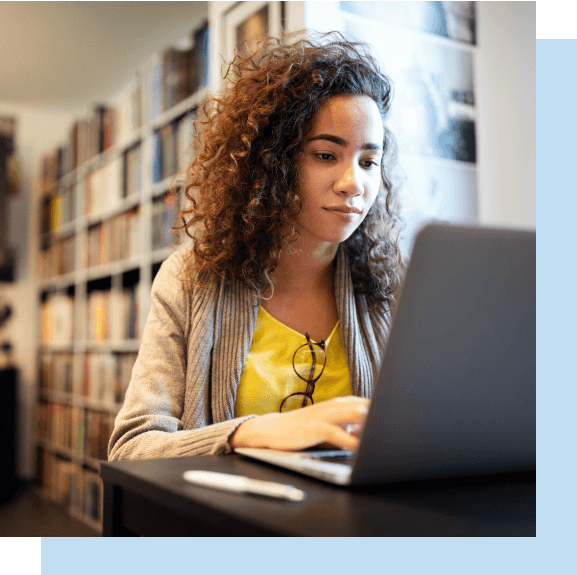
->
[176,31,404,307]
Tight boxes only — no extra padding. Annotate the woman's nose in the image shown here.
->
[334,162,363,196]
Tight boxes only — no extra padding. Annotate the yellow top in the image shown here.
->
[235,306,352,416]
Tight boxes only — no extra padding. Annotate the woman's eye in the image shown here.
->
[311,153,379,166]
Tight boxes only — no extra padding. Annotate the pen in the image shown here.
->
[183,470,306,502]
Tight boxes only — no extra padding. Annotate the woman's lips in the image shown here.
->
[324,206,362,222]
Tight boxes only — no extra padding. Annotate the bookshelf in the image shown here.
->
[35,19,209,533]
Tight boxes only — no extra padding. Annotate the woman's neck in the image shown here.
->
[267,237,339,299]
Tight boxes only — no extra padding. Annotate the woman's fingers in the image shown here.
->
[313,396,369,425]
[320,422,361,451]
[342,423,362,437]
[229,396,371,451]
[315,398,369,449]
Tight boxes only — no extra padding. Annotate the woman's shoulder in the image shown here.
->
[153,247,222,300]
[153,248,189,287]
[151,248,201,306]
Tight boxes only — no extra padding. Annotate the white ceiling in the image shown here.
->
[0,1,209,111]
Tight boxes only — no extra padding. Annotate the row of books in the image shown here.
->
[113,73,144,148]
[39,205,142,280]
[39,235,76,280]
[86,410,116,461]
[149,21,209,119]
[39,351,138,405]
[86,208,140,268]
[84,143,143,217]
[38,401,115,462]
[39,449,103,522]
[84,156,122,217]
[40,105,117,192]
[152,111,197,183]
[41,108,196,219]
[41,293,74,345]
[152,191,182,251]
[83,352,138,405]
[38,401,81,454]
[87,287,140,342]
[40,352,74,395]
[49,185,76,231]
[38,20,208,193]
[40,186,75,245]
[40,283,142,345]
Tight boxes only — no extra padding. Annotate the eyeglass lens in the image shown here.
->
[280,393,314,412]
[293,343,325,381]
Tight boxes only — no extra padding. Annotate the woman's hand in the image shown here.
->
[229,396,370,451]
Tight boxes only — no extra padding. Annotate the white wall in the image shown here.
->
[0,101,76,478]
[476,1,536,229]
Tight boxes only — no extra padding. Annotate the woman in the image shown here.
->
[108,33,403,461]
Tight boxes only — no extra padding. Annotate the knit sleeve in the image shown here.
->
[108,250,256,461]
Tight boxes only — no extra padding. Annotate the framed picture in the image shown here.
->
[224,1,283,61]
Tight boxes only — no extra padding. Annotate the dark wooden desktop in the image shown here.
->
[100,455,535,536]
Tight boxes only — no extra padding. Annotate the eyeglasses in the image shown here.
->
[279,332,327,413]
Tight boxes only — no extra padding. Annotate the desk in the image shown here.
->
[100,455,535,536]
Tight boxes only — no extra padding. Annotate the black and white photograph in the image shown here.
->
[341,1,476,45]
[346,17,476,163]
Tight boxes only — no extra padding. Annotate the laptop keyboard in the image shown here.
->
[300,450,355,465]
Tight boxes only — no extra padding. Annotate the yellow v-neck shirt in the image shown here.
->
[235,306,352,416]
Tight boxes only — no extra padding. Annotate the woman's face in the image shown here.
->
[294,94,384,249]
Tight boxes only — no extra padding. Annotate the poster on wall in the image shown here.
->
[223,1,283,62]
[341,1,476,45]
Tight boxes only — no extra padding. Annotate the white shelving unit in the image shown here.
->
[35,17,211,533]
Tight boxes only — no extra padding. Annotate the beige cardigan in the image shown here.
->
[108,246,393,461]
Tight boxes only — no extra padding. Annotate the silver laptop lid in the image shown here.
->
[351,224,536,485]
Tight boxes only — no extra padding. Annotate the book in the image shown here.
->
[114,74,143,145]
[103,107,116,151]
[193,21,209,90]
[160,122,177,179]
[123,143,142,199]
[176,111,196,172]
[152,130,163,183]
[41,294,74,345]
[148,52,163,122]
[162,47,181,112]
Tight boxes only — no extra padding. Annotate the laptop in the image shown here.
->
[235,223,536,485]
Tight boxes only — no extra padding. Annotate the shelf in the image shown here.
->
[39,389,123,415]
[35,14,210,537]
[149,87,209,131]
[84,194,141,227]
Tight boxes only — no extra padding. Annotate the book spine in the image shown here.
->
[194,21,209,90]
[152,131,162,183]
[149,54,162,122]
